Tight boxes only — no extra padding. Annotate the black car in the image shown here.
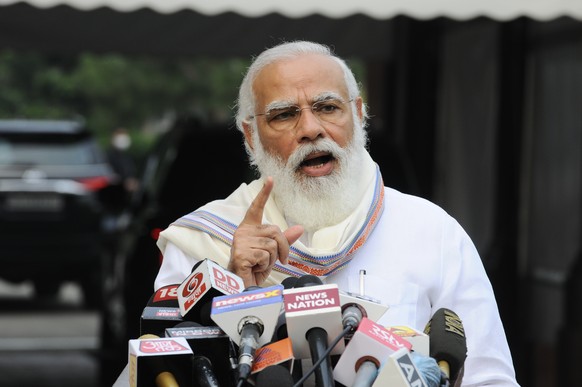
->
[0,119,124,308]
[113,116,252,335]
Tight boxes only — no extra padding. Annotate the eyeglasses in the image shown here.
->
[250,98,354,131]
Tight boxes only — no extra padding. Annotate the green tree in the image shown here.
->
[0,49,250,150]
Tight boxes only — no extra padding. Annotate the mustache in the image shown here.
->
[286,138,346,171]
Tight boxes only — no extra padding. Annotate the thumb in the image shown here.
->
[280,225,304,265]
[284,225,304,246]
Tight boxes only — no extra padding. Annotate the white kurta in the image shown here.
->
[155,186,519,386]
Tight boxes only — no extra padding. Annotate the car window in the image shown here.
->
[0,135,102,165]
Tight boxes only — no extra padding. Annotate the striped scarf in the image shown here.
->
[172,161,384,278]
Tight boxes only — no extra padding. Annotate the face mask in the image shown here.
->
[112,134,131,150]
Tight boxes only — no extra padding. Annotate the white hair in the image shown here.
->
[235,41,368,135]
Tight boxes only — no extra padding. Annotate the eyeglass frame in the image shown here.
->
[248,96,356,129]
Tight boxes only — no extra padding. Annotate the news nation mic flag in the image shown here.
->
[177,258,244,320]
[283,283,345,359]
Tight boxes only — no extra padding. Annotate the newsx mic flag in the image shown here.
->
[210,284,284,348]
[210,285,284,383]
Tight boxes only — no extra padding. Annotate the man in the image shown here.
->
[107,127,139,195]
[154,41,519,386]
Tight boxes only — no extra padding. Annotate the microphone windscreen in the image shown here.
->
[281,276,298,289]
[146,284,180,307]
[172,321,203,329]
[141,285,183,336]
[191,259,204,273]
[424,308,467,378]
[199,301,214,326]
[295,274,323,288]
[255,364,294,387]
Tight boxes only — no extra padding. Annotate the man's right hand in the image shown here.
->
[228,177,304,287]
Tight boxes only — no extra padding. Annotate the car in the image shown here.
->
[112,116,252,335]
[94,115,256,384]
[0,118,124,308]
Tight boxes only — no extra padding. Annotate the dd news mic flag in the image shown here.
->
[177,258,244,321]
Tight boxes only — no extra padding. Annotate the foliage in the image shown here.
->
[0,49,250,153]
[0,49,366,160]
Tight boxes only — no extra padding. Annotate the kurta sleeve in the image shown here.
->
[436,216,519,386]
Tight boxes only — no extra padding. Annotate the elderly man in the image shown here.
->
[154,41,519,386]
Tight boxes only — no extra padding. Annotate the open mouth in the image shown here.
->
[300,153,335,168]
[298,152,336,176]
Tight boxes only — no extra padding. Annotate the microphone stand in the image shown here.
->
[306,327,334,387]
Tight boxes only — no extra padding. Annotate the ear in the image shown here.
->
[355,97,364,122]
[242,121,254,151]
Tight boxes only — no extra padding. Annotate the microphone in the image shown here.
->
[128,334,193,387]
[284,275,345,387]
[341,302,367,330]
[372,348,429,387]
[177,258,245,321]
[333,317,414,387]
[339,291,389,323]
[140,284,184,336]
[190,356,219,387]
[210,284,285,384]
[269,277,304,384]
[165,321,235,387]
[255,364,294,387]
[273,276,300,342]
[423,308,467,385]
[281,276,299,289]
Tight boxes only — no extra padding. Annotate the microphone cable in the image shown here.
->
[292,324,353,387]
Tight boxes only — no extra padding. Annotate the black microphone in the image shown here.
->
[140,284,183,336]
[273,276,300,342]
[295,274,321,288]
[423,308,468,385]
[165,321,235,387]
[267,276,304,385]
[281,276,299,289]
[255,364,294,387]
[191,356,219,387]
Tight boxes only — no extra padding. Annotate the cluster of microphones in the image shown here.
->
[130,259,468,387]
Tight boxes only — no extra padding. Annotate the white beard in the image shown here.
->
[250,122,368,232]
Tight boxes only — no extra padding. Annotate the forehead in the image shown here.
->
[252,54,348,106]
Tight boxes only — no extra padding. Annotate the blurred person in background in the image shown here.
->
[107,127,140,198]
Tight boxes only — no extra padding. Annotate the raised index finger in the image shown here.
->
[241,176,274,225]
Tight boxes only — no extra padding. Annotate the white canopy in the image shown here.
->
[1,0,581,20]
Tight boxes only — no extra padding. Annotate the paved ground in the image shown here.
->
[0,280,103,387]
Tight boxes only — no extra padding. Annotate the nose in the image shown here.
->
[295,107,325,142]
